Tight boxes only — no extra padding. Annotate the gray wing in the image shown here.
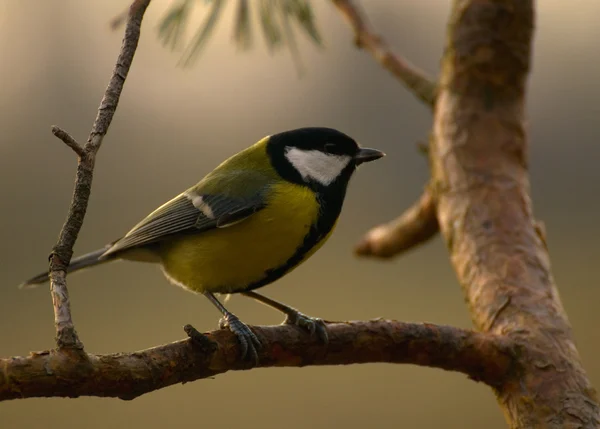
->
[101,191,265,258]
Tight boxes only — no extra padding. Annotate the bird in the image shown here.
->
[20,127,385,362]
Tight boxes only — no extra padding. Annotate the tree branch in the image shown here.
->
[355,186,439,258]
[431,1,599,427]
[0,320,515,401]
[330,1,442,258]
[331,0,437,107]
[51,126,85,158]
[48,0,152,350]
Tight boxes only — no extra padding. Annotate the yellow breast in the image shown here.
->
[158,182,324,294]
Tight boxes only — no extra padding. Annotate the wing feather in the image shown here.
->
[102,191,265,258]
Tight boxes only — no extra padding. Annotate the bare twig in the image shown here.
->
[51,126,85,158]
[331,1,441,257]
[331,0,437,107]
[48,0,152,350]
[355,187,438,258]
[0,320,516,401]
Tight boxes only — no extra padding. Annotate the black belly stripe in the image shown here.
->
[240,190,345,292]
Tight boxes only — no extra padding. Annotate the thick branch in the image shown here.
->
[431,1,599,427]
[48,0,151,350]
[355,187,439,258]
[331,0,437,107]
[0,320,515,401]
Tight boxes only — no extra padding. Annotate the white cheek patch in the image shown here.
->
[285,147,352,186]
[185,193,215,219]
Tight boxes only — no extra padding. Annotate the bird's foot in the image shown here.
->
[218,313,261,363]
[284,310,328,344]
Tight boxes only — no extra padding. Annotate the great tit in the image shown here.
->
[21,127,385,361]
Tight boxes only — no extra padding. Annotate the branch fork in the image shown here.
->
[51,126,86,158]
[46,0,152,352]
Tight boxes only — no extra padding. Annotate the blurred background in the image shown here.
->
[1,1,599,428]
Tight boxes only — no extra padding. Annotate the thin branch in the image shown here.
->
[331,0,437,108]
[48,0,152,350]
[332,1,440,256]
[51,126,85,158]
[0,320,516,401]
[355,187,439,258]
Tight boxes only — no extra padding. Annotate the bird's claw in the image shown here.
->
[284,311,328,344]
[219,314,261,363]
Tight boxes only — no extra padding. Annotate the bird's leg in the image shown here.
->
[241,291,328,343]
[203,291,261,363]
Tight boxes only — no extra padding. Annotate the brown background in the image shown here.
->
[1,1,598,428]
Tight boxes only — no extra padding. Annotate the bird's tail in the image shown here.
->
[19,246,113,289]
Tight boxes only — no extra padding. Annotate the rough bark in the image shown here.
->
[0,320,513,401]
[431,1,599,427]
[48,0,150,350]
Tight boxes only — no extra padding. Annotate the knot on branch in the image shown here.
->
[48,248,73,271]
[55,331,86,353]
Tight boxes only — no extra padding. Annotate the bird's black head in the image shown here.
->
[266,127,385,191]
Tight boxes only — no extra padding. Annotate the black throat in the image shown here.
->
[242,183,348,292]
[239,130,356,292]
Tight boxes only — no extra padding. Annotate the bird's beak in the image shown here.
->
[354,147,386,165]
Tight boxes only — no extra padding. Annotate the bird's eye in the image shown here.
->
[323,143,337,153]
